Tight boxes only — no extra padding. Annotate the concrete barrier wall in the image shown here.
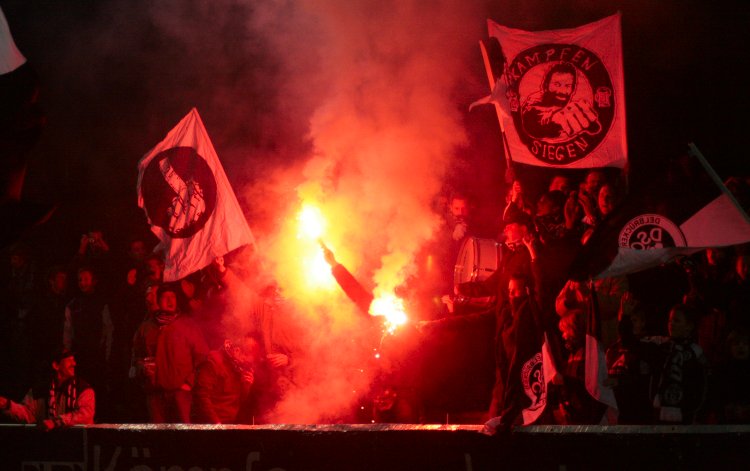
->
[2,424,748,471]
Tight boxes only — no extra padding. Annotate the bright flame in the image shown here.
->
[304,245,336,289]
[369,292,408,335]
[297,203,326,240]
[295,202,335,290]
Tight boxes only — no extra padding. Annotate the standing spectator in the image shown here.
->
[502,180,534,227]
[131,283,168,422]
[72,229,114,295]
[580,170,606,225]
[28,266,71,378]
[0,243,39,399]
[727,253,750,331]
[553,309,607,425]
[142,253,165,287]
[548,174,573,196]
[193,335,267,424]
[153,283,209,423]
[606,294,660,424]
[556,274,628,351]
[652,304,710,424]
[597,183,620,220]
[63,266,113,417]
[710,328,750,424]
[483,271,561,431]
[0,349,95,429]
[450,221,536,331]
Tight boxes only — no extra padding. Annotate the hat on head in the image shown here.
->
[51,348,74,364]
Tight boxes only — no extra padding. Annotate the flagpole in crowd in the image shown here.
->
[688,142,750,223]
[479,39,515,183]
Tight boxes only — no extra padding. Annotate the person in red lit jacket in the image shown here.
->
[193,335,268,424]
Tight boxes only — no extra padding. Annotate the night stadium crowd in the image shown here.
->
[0,165,748,430]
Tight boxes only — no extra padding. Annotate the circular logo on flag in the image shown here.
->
[521,352,545,409]
[506,44,615,165]
[618,214,686,249]
[141,147,217,239]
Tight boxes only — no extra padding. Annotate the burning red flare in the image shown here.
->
[369,292,408,335]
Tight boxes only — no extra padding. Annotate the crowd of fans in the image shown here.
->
[0,164,748,429]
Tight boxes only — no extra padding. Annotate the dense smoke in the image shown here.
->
[228,0,484,422]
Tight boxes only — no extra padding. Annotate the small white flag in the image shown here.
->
[0,7,26,75]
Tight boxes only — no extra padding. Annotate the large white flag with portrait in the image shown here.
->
[476,13,627,168]
[137,108,254,281]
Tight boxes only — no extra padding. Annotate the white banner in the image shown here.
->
[137,108,254,281]
[0,7,26,74]
[482,13,627,168]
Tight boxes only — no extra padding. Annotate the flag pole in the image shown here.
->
[479,39,515,183]
[687,142,750,224]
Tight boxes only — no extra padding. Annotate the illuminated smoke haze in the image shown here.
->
[9,0,744,423]
[228,0,483,422]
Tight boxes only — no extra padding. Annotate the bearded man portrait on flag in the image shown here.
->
[473,12,627,173]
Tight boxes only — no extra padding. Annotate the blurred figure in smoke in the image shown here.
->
[193,334,270,424]
[321,244,426,422]
[243,283,303,421]
[414,192,476,319]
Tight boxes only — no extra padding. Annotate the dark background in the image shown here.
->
[2,0,748,265]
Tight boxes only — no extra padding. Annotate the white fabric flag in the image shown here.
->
[480,13,627,168]
[137,108,254,281]
[0,7,26,74]
[571,144,750,281]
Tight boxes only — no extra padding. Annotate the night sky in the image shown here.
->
[2,0,748,264]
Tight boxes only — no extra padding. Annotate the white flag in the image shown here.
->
[480,13,627,168]
[571,144,750,281]
[0,7,26,75]
[137,108,254,281]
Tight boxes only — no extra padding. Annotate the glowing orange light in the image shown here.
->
[369,293,408,335]
[297,203,326,240]
[303,246,336,288]
[295,202,335,290]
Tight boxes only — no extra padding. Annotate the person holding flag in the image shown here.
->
[567,144,750,423]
